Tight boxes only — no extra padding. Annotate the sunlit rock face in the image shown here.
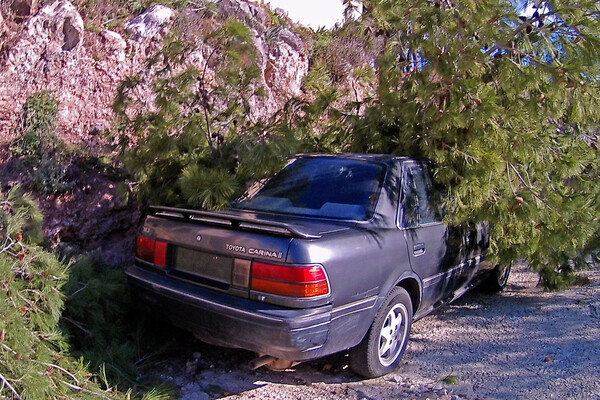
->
[0,0,309,145]
[0,0,312,264]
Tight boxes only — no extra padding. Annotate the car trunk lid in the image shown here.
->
[138,207,352,299]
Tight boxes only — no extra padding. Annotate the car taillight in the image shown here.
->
[136,235,167,268]
[251,261,329,298]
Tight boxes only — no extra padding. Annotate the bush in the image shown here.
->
[9,91,82,195]
[61,257,178,388]
[10,90,59,158]
[0,186,170,399]
[9,91,71,194]
[0,186,114,398]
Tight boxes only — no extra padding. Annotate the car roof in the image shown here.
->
[295,153,414,163]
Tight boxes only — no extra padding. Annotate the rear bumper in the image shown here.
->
[126,265,332,361]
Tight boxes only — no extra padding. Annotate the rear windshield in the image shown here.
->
[233,157,386,220]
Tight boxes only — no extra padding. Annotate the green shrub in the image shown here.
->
[29,155,76,195]
[0,186,170,399]
[10,90,59,158]
[0,186,115,398]
[61,257,178,387]
[10,91,83,195]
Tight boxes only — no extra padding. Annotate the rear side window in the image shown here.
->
[233,157,386,220]
[401,163,443,227]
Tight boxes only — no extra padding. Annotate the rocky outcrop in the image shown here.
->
[125,4,174,41]
[0,0,166,146]
[0,0,309,145]
[209,1,308,118]
[6,0,83,69]
[0,0,312,264]
[216,0,272,31]
[0,11,8,55]
[0,0,93,143]
[264,27,308,104]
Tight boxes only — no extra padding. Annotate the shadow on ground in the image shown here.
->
[141,267,600,400]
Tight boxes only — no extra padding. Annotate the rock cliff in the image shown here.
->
[0,0,311,264]
[0,0,309,147]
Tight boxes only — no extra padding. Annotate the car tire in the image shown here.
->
[479,263,511,293]
[350,287,413,378]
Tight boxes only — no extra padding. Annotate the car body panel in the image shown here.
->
[127,154,494,363]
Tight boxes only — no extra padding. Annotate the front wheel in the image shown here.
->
[479,263,511,293]
[350,287,413,378]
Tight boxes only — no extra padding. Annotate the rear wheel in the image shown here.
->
[350,287,413,378]
[479,263,511,293]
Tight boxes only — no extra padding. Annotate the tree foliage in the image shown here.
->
[62,257,180,391]
[113,18,301,209]
[0,186,135,399]
[9,91,78,195]
[113,0,599,289]
[329,0,600,288]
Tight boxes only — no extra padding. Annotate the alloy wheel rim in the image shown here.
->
[378,303,408,367]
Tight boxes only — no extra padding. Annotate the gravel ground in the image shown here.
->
[149,265,600,399]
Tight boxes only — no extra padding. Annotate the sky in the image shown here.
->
[254,0,346,29]
[255,1,541,29]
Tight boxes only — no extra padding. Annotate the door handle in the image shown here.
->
[413,243,425,256]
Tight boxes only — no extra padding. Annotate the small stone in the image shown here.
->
[185,360,197,375]
[100,29,126,61]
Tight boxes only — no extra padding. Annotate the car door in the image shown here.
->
[399,162,462,314]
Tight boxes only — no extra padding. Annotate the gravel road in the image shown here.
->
[150,264,600,399]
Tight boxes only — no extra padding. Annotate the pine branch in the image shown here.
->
[200,46,221,150]
[167,122,189,138]
[484,11,558,56]
[1,343,17,355]
[34,361,80,385]
[63,317,93,337]
[506,162,518,196]
[65,283,88,301]
[442,143,481,163]
[0,237,15,255]
[482,4,599,58]
[0,372,22,400]
[508,162,556,211]
[16,291,37,310]
[59,380,115,400]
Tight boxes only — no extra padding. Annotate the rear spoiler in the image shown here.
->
[148,206,321,239]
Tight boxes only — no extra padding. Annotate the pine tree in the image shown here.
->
[113,17,300,209]
[331,0,600,289]
[0,186,133,399]
[112,1,599,289]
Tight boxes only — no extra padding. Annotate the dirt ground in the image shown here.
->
[147,264,600,400]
